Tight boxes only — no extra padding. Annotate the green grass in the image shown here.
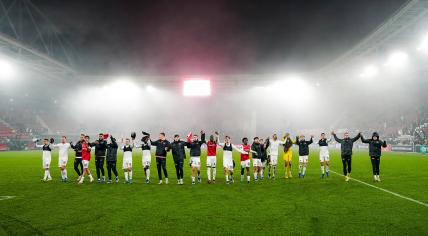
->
[0,148,427,235]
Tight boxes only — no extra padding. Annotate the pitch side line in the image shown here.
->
[0,196,15,201]
[329,170,428,208]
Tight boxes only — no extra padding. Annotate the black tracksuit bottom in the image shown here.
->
[156,157,168,180]
[341,154,352,176]
[95,156,105,179]
[370,156,381,175]
[74,158,83,176]
[174,159,184,180]
[107,160,119,180]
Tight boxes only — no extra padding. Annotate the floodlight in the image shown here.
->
[384,51,408,67]
[0,59,15,80]
[359,65,378,78]
[183,79,211,96]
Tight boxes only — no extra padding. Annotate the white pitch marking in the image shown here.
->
[0,196,15,201]
[330,170,428,208]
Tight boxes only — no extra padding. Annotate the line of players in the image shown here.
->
[35,130,387,184]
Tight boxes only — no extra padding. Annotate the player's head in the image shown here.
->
[253,137,259,144]
[61,136,67,143]
[272,134,277,140]
[192,134,199,141]
[372,132,379,140]
[321,133,326,139]
[344,132,349,139]
[242,137,248,145]
[299,134,305,140]
[84,135,90,143]
[209,135,214,142]
[43,138,49,145]
[125,138,130,145]
[159,132,166,140]
[80,133,85,141]
[141,135,149,143]
[174,134,180,142]
[225,135,230,143]
[99,133,103,140]
[284,133,290,139]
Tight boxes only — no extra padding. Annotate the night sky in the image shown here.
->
[33,0,408,75]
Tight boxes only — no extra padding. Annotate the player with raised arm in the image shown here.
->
[106,135,119,184]
[217,134,248,184]
[317,133,332,178]
[250,137,262,182]
[135,132,152,184]
[361,132,387,182]
[295,134,313,179]
[206,132,219,184]
[332,131,361,182]
[239,137,251,183]
[151,132,171,185]
[171,134,186,185]
[185,130,206,185]
[35,138,54,182]
[282,133,294,179]
[90,133,108,183]
[121,134,135,184]
[78,135,94,184]
[70,134,85,181]
[52,136,71,182]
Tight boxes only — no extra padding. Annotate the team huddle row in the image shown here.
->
[35,130,387,185]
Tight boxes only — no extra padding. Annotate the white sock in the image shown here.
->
[80,176,85,182]
[254,172,258,180]
[43,170,48,179]
[64,169,67,179]
[146,169,150,180]
[326,165,329,172]
[303,166,306,175]
[191,176,195,182]
[207,167,211,181]
[247,175,250,182]
[124,172,128,181]
[212,168,216,180]
[321,166,325,174]
[225,175,229,181]
[260,169,264,177]
[298,164,302,173]
[48,170,51,178]
[129,170,133,180]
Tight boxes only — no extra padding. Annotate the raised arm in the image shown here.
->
[332,133,342,143]
[351,133,361,142]
[382,140,387,148]
[232,144,247,154]
[360,135,370,143]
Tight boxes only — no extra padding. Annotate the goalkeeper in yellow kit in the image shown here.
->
[282,133,294,178]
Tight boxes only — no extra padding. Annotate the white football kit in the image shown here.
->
[53,143,71,167]
[36,144,52,168]
[268,139,285,165]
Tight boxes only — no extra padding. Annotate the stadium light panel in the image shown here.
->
[359,65,378,79]
[183,79,211,96]
[384,51,408,67]
[0,59,15,81]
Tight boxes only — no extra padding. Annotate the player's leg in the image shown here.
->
[325,156,330,177]
[320,155,325,178]
[197,165,201,183]
[370,156,377,181]
[246,166,250,183]
[341,155,348,181]
[112,161,119,182]
[298,156,303,178]
[224,167,229,183]
[73,159,81,180]
[107,161,112,183]
[207,160,212,183]
[156,158,162,184]
[347,157,352,177]
[212,158,216,183]
[271,155,277,179]
[161,159,168,184]
[95,157,101,182]
[175,161,180,183]
[376,157,381,181]
[302,157,307,178]
[100,157,105,182]
[240,162,245,182]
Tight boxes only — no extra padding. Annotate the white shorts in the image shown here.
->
[270,155,278,166]
[240,159,250,168]
[43,157,51,168]
[191,157,201,168]
[142,150,151,167]
[82,160,90,169]
[223,157,234,170]
[58,158,68,167]
[122,158,132,169]
[320,154,330,162]
[253,159,262,167]
[299,156,308,163]
[206,156,216,168]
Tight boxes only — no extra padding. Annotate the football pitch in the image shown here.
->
[0,149,427,235]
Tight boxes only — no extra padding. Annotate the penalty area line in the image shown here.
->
[329,170,428,208]
[0,196,15,201]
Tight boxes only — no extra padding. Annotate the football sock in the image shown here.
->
[298,164,302,173]
[129,171,132,180]
[44,170,48,179]
[326,165,329,172]
[254,172,258,180]
[207,167,211,181]
[225,175,229,182]
[124,172,128,181]
[212,168,216,180]
[321,165,325,174]
[303,166,306,175]
[191,176,195,182]
[247,175,250,182]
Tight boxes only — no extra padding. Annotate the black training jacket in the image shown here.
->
[90,139,108,157]
[361,137,387,157]
[251,143,262,159]
[333,133,360,156]
[151,139,171,157]
[106,140,118,162]
[71,140,83,157]
[185,133,206,157]
[295,137,313,156]
[171,140,186,162]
